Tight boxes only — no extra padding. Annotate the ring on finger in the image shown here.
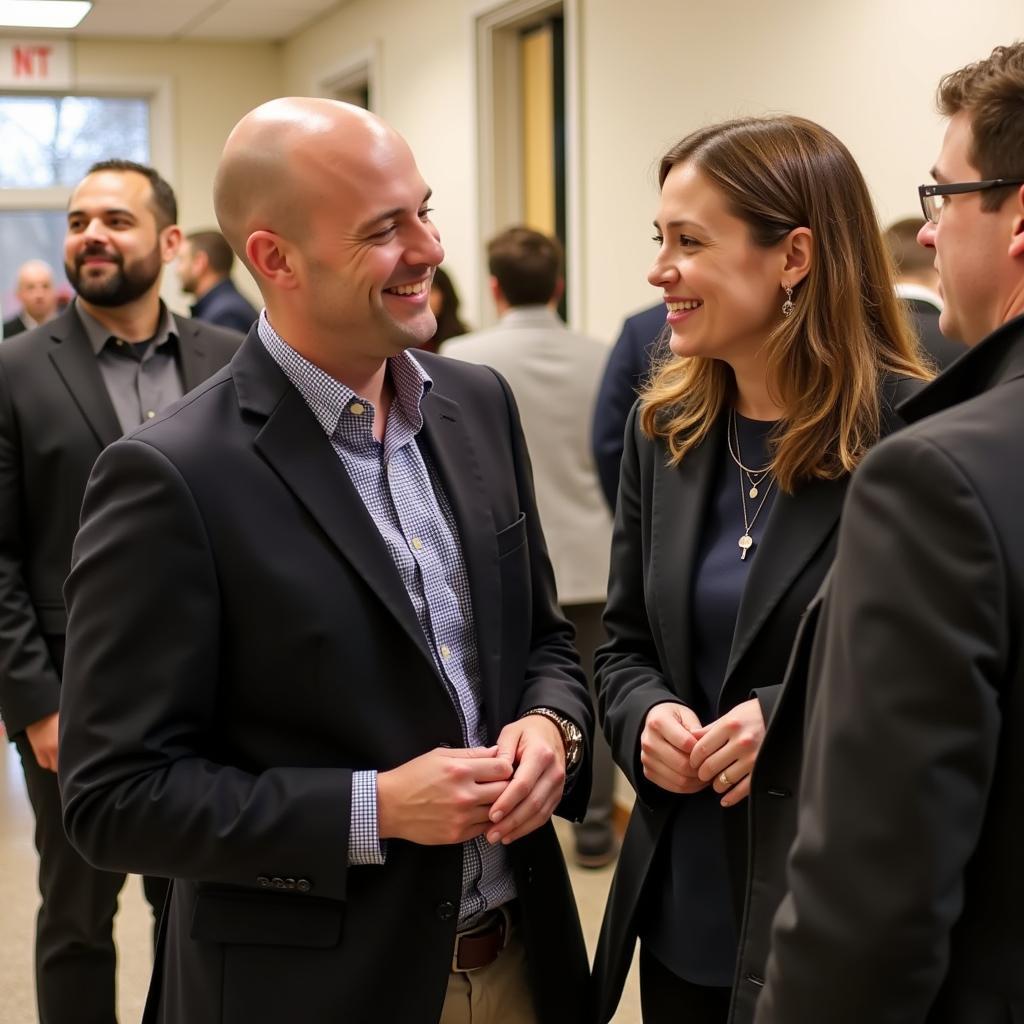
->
[718,770,732,787]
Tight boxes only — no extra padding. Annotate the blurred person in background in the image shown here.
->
[884,216,965,369]
[4,260,59,338]
[592,303,666,509]
[425,264,469,351]
[177,228,258,333]
[447,225,617,868]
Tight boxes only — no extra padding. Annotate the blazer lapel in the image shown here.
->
[47,308,121,448]
[724,473,848,684]
[234,336,437,670]
[417,388,503,734]
[175,315,219,391]
[649,414,724,697]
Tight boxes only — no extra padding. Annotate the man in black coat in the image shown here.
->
[0,160,240,1024]
[2,259,59,338]
[176,228,258,333]
[58,99,592,1024]
[757,41,1024,1024]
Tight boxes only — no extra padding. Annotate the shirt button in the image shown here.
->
[440,645,451,660]
[115,339,124,347]
[411,537,423,551]
[146,411,156,419]
[350,402,365,416]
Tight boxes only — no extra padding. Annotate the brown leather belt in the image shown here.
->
[451,903,516,973]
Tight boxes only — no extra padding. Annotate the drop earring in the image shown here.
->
[781,284,794,318]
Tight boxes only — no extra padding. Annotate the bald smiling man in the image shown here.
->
[57,99,593,1024]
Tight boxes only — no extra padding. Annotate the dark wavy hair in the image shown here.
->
[430,266,469,349]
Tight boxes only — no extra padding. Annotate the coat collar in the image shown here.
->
[649,412,723,697]
[47,305,121,447]
[233,332,436,670]
[725,375,918,690]
[46,304,223,449]
[234,332,502,710]
[899,312,1024,425]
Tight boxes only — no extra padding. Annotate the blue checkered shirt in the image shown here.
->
[258,314,516,925]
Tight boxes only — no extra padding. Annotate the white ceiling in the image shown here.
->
[58,0,347,42]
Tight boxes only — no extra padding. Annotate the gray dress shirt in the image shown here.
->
[75,303,184,433]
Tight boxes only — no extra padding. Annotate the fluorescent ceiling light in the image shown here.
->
[0,1,92,29]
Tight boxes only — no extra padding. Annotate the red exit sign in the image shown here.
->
[1,40,72,89]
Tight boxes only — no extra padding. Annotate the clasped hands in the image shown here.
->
[376,714,566,847]
[639,698,765,807]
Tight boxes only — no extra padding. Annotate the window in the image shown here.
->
[0,93,150,317]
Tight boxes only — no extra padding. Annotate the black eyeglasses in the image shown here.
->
[919,178,1024,224]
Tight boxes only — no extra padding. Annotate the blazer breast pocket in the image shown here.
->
[496,512,527,558]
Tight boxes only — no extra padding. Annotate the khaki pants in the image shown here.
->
[439,929,538,1024]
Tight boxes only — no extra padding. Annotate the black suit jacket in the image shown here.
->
[3,313,29,339]
[591,378,919,1024]
[0,304,241,736]
[756,316,1024,1024]
[190,279,258,334]
[58,331,593,1024]
[904,297,966,372]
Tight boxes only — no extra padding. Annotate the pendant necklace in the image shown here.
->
[730,409,777,560]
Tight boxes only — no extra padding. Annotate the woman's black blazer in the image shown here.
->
[591,378,922,1024]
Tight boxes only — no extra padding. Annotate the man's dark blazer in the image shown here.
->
[190,278,258,334]
[0,303,241,737]
[756,316,1024,1024]
[3,313,29,338]
[58,330,594,1024]
[904,296,966,371]
[590,378,920,1024]
[592,304,666,509]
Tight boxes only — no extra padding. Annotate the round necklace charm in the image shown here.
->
[749,485,759,499]
[738,534,753,550]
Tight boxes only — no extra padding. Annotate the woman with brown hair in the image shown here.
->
[590,115,932,1024]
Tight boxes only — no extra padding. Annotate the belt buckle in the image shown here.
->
[450,904,512,973]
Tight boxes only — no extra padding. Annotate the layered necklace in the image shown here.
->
[727,409,776,561]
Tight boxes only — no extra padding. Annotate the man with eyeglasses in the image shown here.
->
[755,42,1024,1024]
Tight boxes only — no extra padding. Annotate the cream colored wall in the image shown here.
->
[581,0,1024,340]
[283,0,481,326]
[74,39,285,311]
[283,0,1023,343]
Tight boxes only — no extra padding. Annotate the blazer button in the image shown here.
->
[436,900,457,921]
[296,879,312,893]
[257,876,270,888]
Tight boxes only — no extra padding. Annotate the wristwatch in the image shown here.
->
[522,708,583,770]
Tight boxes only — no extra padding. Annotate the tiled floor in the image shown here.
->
[0,740,640,1023]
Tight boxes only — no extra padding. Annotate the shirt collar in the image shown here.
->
[895,282,943,311]
[499,305,564,330]
[75,300,177,355]
[256,310,433,438]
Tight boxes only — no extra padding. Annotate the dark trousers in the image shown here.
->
[563,602,615,856]
[640,947,732,1024]
[15,732,168,1024]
